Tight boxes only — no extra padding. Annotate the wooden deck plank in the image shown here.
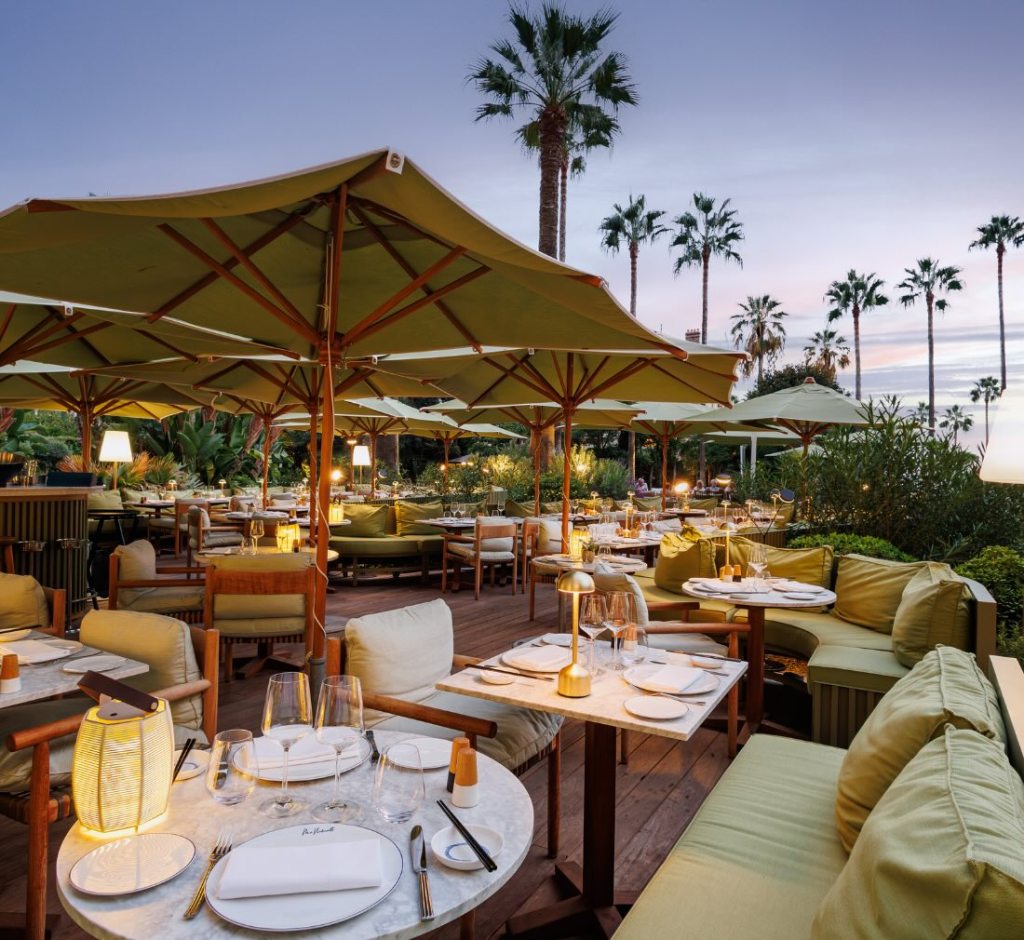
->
[0,571,732,939]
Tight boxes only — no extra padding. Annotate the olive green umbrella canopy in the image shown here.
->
[425,399,640,513]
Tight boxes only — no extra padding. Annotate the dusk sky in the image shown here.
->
[4,1,1023,445]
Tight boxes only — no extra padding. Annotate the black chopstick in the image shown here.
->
[172,738,196,782]
[436,800,497,872]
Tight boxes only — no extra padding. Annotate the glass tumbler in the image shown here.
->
[206,729,257,805]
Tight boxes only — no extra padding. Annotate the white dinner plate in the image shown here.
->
[782,592,820,601]
[540,633,572,647]
[173,747,210,782]
[44,638,83,653]
[62,654,126,674]
[623,664,707,695]
[70,833,195,896]
[479,670,515,685]
[431,824,504,871]
[0,629,31,642]
[387,737,453,770]
[501,649,571,673]
[623,696,689,720]
[251,747,367,783]
[206,823,403,932]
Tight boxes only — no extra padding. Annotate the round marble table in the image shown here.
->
[195,546,340,566]
[681,578,836,733]
[56,730,533,940]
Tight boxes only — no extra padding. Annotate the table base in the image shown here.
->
[0,911,61,940]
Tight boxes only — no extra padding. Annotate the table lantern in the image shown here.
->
[72,693,174,834]
[276,520,301,552]
[328,500,345,524]
[569,523,589,562]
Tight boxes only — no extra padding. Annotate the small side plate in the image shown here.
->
[70,833,195,896]
[173,747,210,781]
[624,695,688,721]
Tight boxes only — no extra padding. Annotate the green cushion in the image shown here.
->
[541,501,563,515]
[634,573,731,623]
[376,690,562,771]
[891,564,971,667]
[329,536,421,558]
[632,496,662,511]
[616,735,847,940]
[339,503,389,538]
[807,644,909,695]
[121,586,204,614]
[833,554,929,633]
[207,554,309,634]
[503,499,534,518]
[87,489,123,511]
[80,610,203,730]
[113,539,158,606]
[653,533,716,594]
[758,611,894,659]
[415,534,445,555]
[814,728,1024,939]
[686,497,718,511]
[394,500,443,537]
[835,646,1006,852]
[0,572,49,630]
[719,537,834,588]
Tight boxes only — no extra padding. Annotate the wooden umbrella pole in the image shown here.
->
[561,404,574,551]
[261,421,272,509]
[80,406,93,472]
[443,437,450,494]
[307,395,319,537]
[369,432,378,496]
[661,434,669,512]
[532,428,542,516]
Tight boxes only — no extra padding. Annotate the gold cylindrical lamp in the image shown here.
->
[72,699,174,835]
[276,521,301,552]
[569,523,590,562]
[556,568,595,697]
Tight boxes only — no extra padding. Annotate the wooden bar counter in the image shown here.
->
[0,486,95,611]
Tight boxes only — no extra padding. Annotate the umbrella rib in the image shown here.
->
[578,357,651,401]
[158,224,320,346]
[133,329,201,363]
[0,304,14,343]
[0,311,90,365]
[644,359,731,405]
[502,355,563,403]
[351,206,485,353]
[147,202,318,324]
[19,316,114,367]
[339,245,467,348]
[348,198,454,252]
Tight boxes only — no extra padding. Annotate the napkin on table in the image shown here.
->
[635,665,703,693]
[4,639,69,665]
[249,732,344,770]
[215,839,383,899]
[507,645,568,669]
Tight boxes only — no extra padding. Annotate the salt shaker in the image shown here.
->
[1,653,20,694]
[452,747,479,808]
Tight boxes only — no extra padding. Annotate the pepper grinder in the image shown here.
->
[452,747,479,808]
[1,653,20,694]
[446,736,470,793]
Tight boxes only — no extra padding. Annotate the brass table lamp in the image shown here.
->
[556,568,595,697]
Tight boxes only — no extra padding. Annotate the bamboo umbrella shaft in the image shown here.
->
[561,404,574,551]
[661,434,669,512]
[307,396,319,535]
[369,432,378,495]
[261,423,272,508]
[442,437,450,492]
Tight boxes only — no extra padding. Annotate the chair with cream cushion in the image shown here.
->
[0,610,219,940]
[108,539,205,621]
[0,571,66,637]
[328,599,563,856]
[146,497,207,558]
[442,518,518,600]
[203,553,314,681]
[186,505,243,566]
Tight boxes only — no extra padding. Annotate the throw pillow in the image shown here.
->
[814,727,1024,938]
[833,554,928,633]
[654,533,716,594]
[834,646,1005,852]
[394,500,443,537]
[0,572,49,630]
[720,537,834,588]
[891,564,971,667]
[340,503,389,538]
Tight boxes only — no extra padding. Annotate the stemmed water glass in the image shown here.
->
[603,591,638,671]
[746,542,769,584]
[260,672,313,817]
[312,675,368,822]
[249,517,265,544]
[579,593,608,674]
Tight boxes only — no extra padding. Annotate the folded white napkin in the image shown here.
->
[635,665,702,693]
[774,580,826,593]
[249,731,342,769]
[507,645,568,669]
[4,639,68,665]
[215,839,383,900]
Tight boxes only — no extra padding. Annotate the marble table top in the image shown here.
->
[438,644,746,743]
[0,632,149,709]
[196,547,340,565]
[56,730,532,940]
[533,554,647,574]
[681,579,836,609]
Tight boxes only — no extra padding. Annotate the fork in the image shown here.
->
[183,829,232,919]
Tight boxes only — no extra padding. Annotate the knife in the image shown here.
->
[410,825,434,920]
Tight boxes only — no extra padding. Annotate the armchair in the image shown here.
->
[108,539,205,622]
[442,518,518,600]
[185,505,243,566]
[0,571,65,637]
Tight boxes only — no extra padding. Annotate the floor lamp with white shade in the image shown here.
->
[98,429,132,491]
[351,444,371,493]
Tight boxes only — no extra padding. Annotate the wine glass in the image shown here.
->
[260,672,313,817]
[313,676,367,822]
[250,517,265,542]
[372,742,425,823]
[206,729,257,805]
[570,498,580,517]
[579,593,608,674]
[603,591,637,671]
[746,542,768,584]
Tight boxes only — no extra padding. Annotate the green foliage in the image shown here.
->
[788,532,915,562]
[955,546,1024,633]
[0,410,78,470]
[749,363,844,397]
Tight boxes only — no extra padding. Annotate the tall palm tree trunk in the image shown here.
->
[984,399,990,445]
[628,242,638,316]
[537,115,564,259]
[558,156,568,263]
[997,245,1007,390]
[927,297,936,430]
[700,252,710,343]
[852,303,862,399]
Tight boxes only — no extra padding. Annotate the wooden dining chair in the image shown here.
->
[0,620,219,940]
[441,519,518,600]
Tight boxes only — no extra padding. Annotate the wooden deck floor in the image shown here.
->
[0,572,735,940]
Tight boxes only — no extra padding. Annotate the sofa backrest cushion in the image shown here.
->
[344,599,454,721]
[814,727,1024,938]
[719,537,834,588]
[593,565,649,627]
[891,564,972,667]
[80,609,202,729]
[113,540,158,605]
[503,499,534,518]
[542,501,563,515]
[87,489,123,511]
[654,534,716,594]
[834,646,1005,852]
[0,572,49,630]
[833,554,929,633]
[527,516,563,554]
[394,500,443,537]
[341,503,390,538]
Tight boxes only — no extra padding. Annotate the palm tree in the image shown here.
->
[731,295,788,385]
[910,401,931,427]
[969,215,1024,391]
[803,328,851,383]
[897,258,964,429]
[970,375,1002,444]
[470,4,637,259]
[599,194,668,316]
[824,270,888,398]
[672,194,744,342]
[939,404,973,445]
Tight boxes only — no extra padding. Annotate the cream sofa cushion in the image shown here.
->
[527,517,562,554]
[80,610,203,730]
[833,554,929,633]
[344,599,454,720]
[891,564,971,667]
[835,646,1005,852]
[0,572,49,630]
[113,540,157,606]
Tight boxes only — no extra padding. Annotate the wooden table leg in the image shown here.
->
[745,606,765,732]
[583,721,617,908]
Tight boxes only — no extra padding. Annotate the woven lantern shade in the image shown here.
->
[72,698,174,834]
[275,521,302,553]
